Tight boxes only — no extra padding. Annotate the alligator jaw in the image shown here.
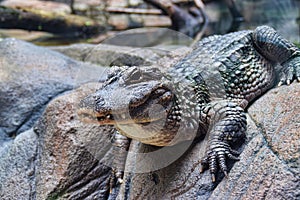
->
[77,67,173,126]
[77,108,116,125]
[77,107,164,125]
[78,83,173,126]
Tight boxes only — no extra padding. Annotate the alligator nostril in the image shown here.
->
[95,96,105,106]
[96,114,113,121]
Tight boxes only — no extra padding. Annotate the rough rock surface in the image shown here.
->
[0,39,107,199]
[50,28,193,66]
[0,38,106,138]
[34,83,115,200]
[1,0,72,14]
[51,43,166,66]
[0,128,37,200]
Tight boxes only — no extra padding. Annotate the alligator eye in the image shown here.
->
[131,71,141,80]
[127,70,142,83]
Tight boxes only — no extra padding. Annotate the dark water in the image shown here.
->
[204,0,299,43]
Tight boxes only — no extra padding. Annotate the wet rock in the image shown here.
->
[34,83,115,199]
[0,38,106,138]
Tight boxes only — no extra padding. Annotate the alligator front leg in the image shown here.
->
[252,26,300,85]
[109,131,130,192]
[200,101,247,182]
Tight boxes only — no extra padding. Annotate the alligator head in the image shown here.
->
[78,66,175,126]
[78,66,203,145]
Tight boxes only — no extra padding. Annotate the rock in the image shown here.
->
[107,0,128,8]
[0,29,53,42]
[108,14,130,30]
[142,14,171,27]
[248,84,300,169]
[100,28,193,47]
[1,0,71,14]
[50,32,192,66]
[0,38,106,138]
[50,43,97,62]
[50,43,166,66]
[0,128,38,200]
[34,83,115,199]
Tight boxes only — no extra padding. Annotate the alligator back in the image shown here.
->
[169,30,276,106]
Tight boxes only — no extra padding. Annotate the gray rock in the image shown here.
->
[0,38,107,138]
[1,0,72,14]
[34,83,115,200]
[51,43,170,66]
[0,128,37,200]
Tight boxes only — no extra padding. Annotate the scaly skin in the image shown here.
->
[78,26,300,185]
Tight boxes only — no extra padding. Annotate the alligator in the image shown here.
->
[78,26,300,186]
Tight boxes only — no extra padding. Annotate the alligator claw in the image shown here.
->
[109,170,124,193]
[200,140,240,182]
[211,173,216,182]
[278,56,300,86]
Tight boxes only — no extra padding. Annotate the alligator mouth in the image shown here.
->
[77,107,163,125]
[78,84,173,126]
[77,108,116,125]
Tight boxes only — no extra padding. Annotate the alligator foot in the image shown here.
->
[200,101,247,182]
[278,56,300,86]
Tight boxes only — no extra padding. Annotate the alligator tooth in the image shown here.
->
[121,114,126,119]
